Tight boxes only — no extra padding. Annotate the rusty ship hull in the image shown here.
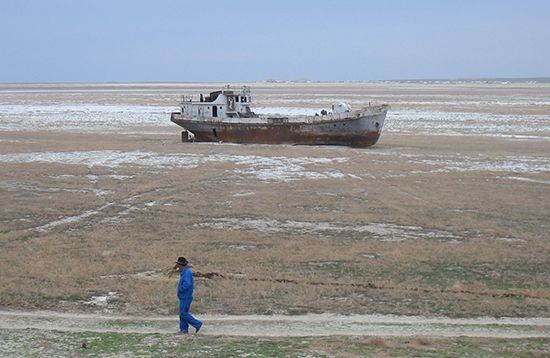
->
[170,105,388,148]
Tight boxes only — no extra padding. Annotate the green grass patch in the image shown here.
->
[356,260,550,291]
[1,329,550,357]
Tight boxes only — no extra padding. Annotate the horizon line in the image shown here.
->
[1,76,550,85]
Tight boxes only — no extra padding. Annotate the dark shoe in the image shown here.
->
[195,322,202,333]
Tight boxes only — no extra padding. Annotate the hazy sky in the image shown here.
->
[1,0,549,82]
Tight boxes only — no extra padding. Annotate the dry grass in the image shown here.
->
[1,82,549,318]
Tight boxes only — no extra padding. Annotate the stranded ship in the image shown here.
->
[170,86,388,148]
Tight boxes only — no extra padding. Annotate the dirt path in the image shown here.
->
[1,310,549,338]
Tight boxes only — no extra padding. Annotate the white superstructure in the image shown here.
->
[180,86,255,119]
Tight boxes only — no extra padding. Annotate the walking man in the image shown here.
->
[174,256,202,334]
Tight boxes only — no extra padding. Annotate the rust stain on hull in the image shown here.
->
[171,113,385,148]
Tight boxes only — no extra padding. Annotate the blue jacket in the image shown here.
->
[177,267,194,302]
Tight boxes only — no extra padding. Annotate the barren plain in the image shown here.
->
[1,81,549,356]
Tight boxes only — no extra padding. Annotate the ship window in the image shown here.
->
[241,96,246,102]
[236,97,239,102]
[208,107,210,109]
[219,106,222,109]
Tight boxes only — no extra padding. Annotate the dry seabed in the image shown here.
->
[1,82,549,328]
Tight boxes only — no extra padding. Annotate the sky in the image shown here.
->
[1,0,549,82]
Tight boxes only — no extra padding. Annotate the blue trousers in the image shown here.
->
[179,298,202,333]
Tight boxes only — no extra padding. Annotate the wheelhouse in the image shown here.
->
[179,86,255,118]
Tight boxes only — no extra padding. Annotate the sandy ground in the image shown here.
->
[1,310,549,338]
[1,82,549,343]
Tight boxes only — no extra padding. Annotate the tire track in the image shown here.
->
[1,310,549,338]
